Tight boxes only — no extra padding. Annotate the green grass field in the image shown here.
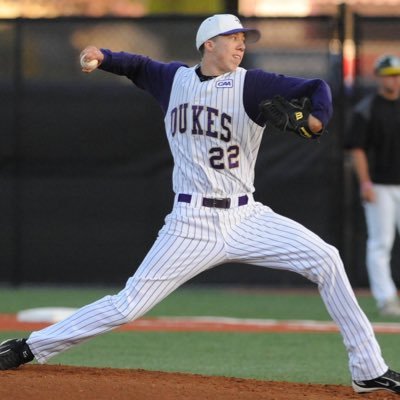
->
[0,285,399,385]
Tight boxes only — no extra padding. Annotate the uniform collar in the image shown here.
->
[195,65,217,82]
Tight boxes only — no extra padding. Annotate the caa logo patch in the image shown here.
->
[216,79,233,88]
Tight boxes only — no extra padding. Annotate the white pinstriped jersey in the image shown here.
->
[165,66,264,197]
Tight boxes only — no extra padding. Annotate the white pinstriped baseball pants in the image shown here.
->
[364,184,400,307]
[27,194,388,380]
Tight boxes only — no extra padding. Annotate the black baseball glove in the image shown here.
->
[259,95,325,140]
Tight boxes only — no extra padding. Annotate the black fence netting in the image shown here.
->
[0,15,398,287]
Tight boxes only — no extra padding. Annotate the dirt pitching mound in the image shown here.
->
[0,365,398,400]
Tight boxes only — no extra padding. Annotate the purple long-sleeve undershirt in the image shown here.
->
[99,49,332,127]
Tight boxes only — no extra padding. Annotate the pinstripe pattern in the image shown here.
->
[220,202,387,380]
[28,198,388,379]
[165,66,264,196]
[27,64,388,381]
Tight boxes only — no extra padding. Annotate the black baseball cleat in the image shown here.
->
[0,338,34,370]
[352,369,400,394]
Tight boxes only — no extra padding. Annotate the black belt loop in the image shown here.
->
[178,194,248,209]
[177,193,192,203]
[238,195,248,206]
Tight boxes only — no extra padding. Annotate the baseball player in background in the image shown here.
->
[1,14,399,394]
[346,55,400,317]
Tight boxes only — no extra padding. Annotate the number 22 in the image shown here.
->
[209,145,239,170]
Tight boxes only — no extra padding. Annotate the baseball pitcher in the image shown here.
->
[1,14,399,395]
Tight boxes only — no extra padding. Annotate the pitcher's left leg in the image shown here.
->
[224,203,387,380]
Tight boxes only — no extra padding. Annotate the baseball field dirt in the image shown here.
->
[1,314,399,399]
[1,364,399,400]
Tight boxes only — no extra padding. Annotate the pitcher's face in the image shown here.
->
[206,32,246,74]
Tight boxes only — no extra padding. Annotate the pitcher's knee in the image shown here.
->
[306,244,344,284]
[107,290,144,323]
[110,282,165,323]
[325,243,341,263]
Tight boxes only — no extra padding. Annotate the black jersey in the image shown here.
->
[346,94,400,184]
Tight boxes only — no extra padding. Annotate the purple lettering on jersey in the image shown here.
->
[192,105,204,135]
[220,113,232,142]
[170,107,177,136]
[206,107,219,138]
[179,103,188,133]
[172,103,233,143]
[208,147,224,169]
[227,145,239,168]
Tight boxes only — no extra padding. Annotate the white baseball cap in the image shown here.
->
[196,14,261,50]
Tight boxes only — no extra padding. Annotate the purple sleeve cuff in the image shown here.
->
[98,49,112,70]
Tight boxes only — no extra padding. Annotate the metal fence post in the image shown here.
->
[11,18,23,286]
[337,3,358,280]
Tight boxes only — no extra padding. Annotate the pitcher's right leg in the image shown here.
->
[27,227,225,364]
